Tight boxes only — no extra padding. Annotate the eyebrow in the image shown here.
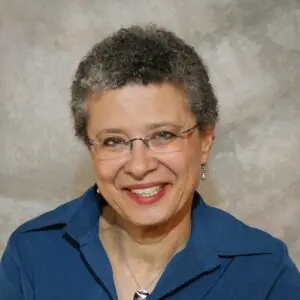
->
[95,122,182,137]
[146,122,182,130]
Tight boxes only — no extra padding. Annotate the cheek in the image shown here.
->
[161,148,202,181]
[92,159,121,188]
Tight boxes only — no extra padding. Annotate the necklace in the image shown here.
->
[112,226,167,300]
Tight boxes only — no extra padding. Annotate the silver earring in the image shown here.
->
[201,164,206,181]
[96,188,100,194]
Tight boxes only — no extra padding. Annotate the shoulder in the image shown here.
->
[5,195,84,258]
[0,196,83,294]
[191,194,297,276]
[201,203,300,296]
[4,184,101,258]
[205,204,286,255]
[14,196,83,234]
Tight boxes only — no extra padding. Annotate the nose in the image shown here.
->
[123,139,158,179]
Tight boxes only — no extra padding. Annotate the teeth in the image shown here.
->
[131,185,163,197]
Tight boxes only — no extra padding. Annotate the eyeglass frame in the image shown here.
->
[87,123,200,158]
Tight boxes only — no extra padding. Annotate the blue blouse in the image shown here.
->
[1,185,300,299]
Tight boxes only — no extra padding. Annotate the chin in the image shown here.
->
[124,202,184,229]
[128,212,172,228]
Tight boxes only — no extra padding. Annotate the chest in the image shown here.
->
[32,256,276,300]
[107,253,161,300]
[29,235,278,300]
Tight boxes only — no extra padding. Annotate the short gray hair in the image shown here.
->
[70,24,219,145]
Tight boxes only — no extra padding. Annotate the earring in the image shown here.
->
[201,164,206,181]
[96,188,100,194]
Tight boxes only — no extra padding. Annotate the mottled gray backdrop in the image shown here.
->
[1,0,300,266]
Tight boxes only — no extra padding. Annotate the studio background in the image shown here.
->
[1,0,300,266]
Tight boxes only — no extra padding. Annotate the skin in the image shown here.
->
[86,83,214,299]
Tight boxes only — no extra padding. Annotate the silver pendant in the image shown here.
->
[133,289,150,300]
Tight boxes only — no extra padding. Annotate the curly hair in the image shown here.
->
[70,24,219,145]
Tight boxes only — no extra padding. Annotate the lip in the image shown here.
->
[124,184,169,205]
[124,182,166,190]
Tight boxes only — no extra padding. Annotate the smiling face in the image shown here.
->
[86,83,214,228]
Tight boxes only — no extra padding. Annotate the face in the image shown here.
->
[86,83,214,228]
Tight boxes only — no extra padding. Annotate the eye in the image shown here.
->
[152,130,177,140]
[102,137,128,147]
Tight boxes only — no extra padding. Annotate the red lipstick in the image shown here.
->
[124,183,168,205]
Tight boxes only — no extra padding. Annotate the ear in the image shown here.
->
[199,126,215,164]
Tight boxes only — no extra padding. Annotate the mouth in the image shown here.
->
[124,183,168,205]
[131,184,164,197]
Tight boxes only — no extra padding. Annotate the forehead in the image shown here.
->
[87,83,195,132]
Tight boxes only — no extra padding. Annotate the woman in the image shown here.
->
[1,25,299,300]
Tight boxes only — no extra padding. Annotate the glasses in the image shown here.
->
[88,123,199,160]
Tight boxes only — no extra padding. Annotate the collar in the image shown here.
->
[19,184,279,256]
[19,185,100,237]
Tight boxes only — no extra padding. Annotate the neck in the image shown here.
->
[99,201,192,269]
